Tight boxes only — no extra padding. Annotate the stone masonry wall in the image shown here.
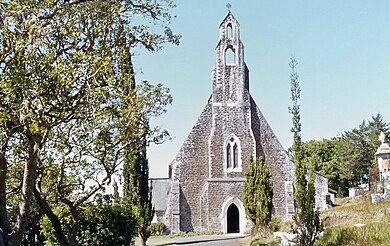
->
[206,180,247,231]
[208,103,254,179]
[168,100,213,232]
[251,99,295,221]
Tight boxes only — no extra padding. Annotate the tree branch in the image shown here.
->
[34,186,70,246]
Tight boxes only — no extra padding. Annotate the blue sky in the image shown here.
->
[133,1,390,178]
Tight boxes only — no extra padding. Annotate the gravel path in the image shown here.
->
[146,233,247,246]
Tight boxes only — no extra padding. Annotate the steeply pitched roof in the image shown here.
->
[219,11,239,28]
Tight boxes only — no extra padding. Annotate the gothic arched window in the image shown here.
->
[227,143,232,168]
[225,135,242,172]
[227,23,233,40]
[233,143,238,168]
[225,47,235,65]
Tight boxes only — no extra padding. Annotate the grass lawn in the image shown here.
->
[315,195,390,245]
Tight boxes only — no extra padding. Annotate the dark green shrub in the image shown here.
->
[78,203,137,246]
[269,215,281,232]
[243,157,273,226]
[147,222,168,236]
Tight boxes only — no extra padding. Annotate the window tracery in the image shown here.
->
[225,135,241,172]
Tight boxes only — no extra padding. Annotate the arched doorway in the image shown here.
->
[227,204,239,233]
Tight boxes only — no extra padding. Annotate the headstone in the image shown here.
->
[285,181,295,215]
[383,173,390,199]
[379,132,385,145]
[274,232,297,246]
[371,132,390,202]
[371,193,382,203]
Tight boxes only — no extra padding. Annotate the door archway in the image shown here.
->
[227,203,239,233]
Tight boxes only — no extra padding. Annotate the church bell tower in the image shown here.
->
[212,10,250,105]
[208,10,254,178]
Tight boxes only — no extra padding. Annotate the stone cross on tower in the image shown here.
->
[226,3,232,11]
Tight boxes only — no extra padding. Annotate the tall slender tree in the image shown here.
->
[288,56,319,245]
[119,32,150,246]
[119,22,171,245]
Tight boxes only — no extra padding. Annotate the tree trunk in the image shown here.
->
[69,207,79,246]
[0,144,11,246]
[34,188,70,246]
[0,234,5,246]
[9,135,42,246]
[137,232,146,246]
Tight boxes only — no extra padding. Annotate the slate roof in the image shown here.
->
[150,178,171,212]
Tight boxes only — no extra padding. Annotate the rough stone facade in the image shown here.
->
[151,11,328,234]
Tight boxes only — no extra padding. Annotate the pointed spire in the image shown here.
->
[219,6,239,28]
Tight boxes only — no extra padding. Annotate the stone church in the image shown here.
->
[151,10,329,234]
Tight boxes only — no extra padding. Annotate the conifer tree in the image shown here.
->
[120,44,153,246]
[243,156,273,226]
[289,56,320,245]
[124,139,153,246]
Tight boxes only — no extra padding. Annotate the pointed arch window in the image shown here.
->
[227,23,233,40]
[233,143,238,168]
[225,135,242,172]
[227,143,232,168]
[225,47,235,65]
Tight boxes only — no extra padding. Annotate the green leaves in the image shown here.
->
[243,157,273,226]
[78,202,136,246]
[1,0,179,245]
[302,114,390,196]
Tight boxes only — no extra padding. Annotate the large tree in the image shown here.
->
[341,113,390,180]
[117,13,172,243]
[302,114,390,196]
[0,1,179,245]
[288,57,319,245]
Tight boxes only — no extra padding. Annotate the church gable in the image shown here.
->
[250,97,295,220]
[152,8,329,234]
[164,10,295,232]
[169,98,212,181]
[168,99,213,231]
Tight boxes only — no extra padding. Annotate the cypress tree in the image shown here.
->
[119,29,153,245]
[289,56,320,245]
[124,138,153,246]
[243,156,273,226]
[306,164,320,244]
